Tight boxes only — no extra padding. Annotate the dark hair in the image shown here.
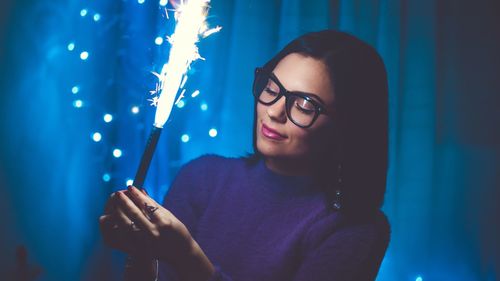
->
[251,30,388,215]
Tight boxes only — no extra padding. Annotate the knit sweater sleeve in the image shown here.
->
[292,211,390,281]
[160,155,234,281]
[162,155,216,236]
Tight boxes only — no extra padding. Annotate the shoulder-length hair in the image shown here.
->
[250,30,389,215]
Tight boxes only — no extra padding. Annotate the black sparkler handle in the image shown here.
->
[133,126,162,189]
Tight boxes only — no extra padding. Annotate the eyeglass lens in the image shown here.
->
[254,71,318,127]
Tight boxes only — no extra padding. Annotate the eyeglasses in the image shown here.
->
[252,67,328,128]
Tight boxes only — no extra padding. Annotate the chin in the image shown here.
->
[256,139,282,157]
[256,139,303,160]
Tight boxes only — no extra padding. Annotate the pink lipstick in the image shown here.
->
[261,123,287,141]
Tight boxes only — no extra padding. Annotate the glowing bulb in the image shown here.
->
[103,114,113,123]
[159,0,168,6]
[131,106,140,114]
[67,42,75,51]
[191,90,200,98]
[92,132,102,142]
[71,86,79,94]
[155,36,164,45]
[200,103,208,111]
[126,179,134,186]
[416,277,423,281]
[102,173,111,182]
[80,9,88,17]
[209,128,217,137]
[93,13,101,21]
[73,100,83,108]
[138,0,145,4]
[181,134,190,143]
[113,149,122,158]
[80,51,89,60]
[176,100,185,108]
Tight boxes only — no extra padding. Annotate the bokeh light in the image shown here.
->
[80,51,89,60]
[181,134,190,143]
[103,114,113,123]
[92,132,102,142]
[112,148,122,158]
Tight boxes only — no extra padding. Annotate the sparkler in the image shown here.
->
[133,0,221,189]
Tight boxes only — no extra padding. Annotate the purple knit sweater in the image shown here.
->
[159,155,390,281]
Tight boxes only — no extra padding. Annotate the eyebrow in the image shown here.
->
[270,72,327,106]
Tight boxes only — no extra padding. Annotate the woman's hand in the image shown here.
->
[99,186,194,262]
[99,186,215,280]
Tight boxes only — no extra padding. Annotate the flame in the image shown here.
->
[151,0,221,128]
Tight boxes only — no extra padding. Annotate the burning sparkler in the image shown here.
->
[133,0,221,189]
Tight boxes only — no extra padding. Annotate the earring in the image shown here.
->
[333,164,342,210]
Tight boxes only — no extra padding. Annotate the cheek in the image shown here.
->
[286,127,312,155]
[289,119,333,154]
[256,103,267,116]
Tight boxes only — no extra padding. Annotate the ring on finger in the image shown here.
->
[130,220,141,231]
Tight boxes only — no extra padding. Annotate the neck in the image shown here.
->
[264,156,313,177]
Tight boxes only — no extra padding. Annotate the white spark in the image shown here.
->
[150,0,220,128]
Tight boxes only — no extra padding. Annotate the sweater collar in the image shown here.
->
[254,158,321,195]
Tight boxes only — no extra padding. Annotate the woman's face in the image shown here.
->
[255,53,335,169]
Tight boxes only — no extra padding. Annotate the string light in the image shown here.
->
[102,173,111,182]
[92,132,102,142]
[416,276,423,281]
[131,106,140,114]
[67,42,75,51]
[138,0,145,4]
[159,0,168,6]
[155,36,164,45]
[103,114,113,123]
[113,149,122,158]
[209,128,218,137]
[200,103,208,111]
[181,134,190,143]
[80,9,88,17]
[93,13,101,22]
[80,51,89,60]
[73,99,83,108]
[72,86,79,94]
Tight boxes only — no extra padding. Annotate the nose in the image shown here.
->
[266,96,287,123]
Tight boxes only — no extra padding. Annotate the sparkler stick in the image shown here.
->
[133,0,221,189]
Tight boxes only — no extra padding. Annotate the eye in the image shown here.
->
[264,80,280,96]
[264,87,279,96]
[294,98,316,114]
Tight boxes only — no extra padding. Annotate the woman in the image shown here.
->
[99,30,390,281]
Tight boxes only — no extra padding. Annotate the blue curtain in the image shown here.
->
[0,0,498,280]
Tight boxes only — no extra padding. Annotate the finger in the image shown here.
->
[104,192,120,214]
[99,214,119,231]
[99,214,124,248]
[113,194,136,228]
[116,191,156,231]
[127,186,162,222]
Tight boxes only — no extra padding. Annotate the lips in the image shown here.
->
[261,123,287,140]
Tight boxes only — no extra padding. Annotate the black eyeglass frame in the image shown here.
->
[252,67,328,128]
